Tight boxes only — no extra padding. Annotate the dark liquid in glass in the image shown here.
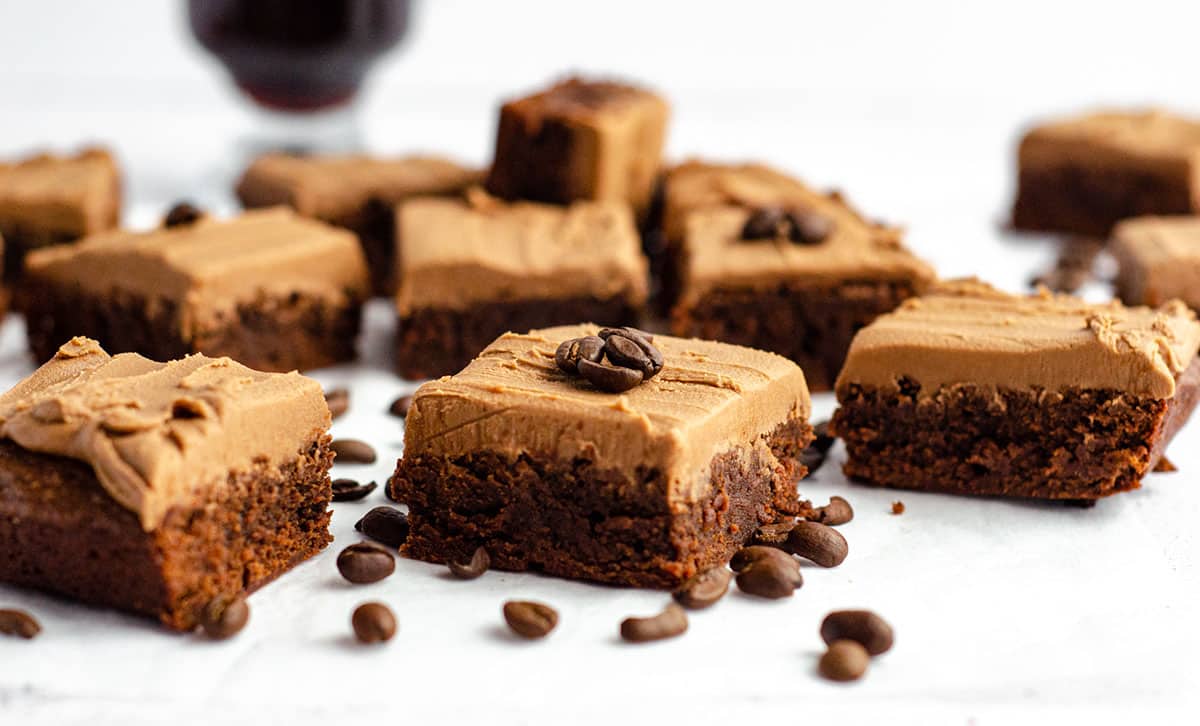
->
[188,0,411,112]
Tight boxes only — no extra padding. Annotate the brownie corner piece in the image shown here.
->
[388,325,815,588]
[1111,215,1200,310]
[831,280,1200,501]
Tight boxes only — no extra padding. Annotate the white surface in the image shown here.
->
[1,2,1199,724]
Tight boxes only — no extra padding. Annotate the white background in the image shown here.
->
[1,2,1199,724]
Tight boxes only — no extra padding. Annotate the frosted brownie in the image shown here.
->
[485,77,670,215]
[831,280,1200,500]
[388,324,814,587]
[236,152,479,293]
[1012,110,1200,236]
[0,148,121,282]
[393,191,648,379]
[662,161,936,391]
[1112,216,1200,310]
[0,338,334,630]
[22,208,369,372]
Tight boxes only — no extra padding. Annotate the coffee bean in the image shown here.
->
[355,506,410,548]
[597,326,654,345]
[389,394,413,418]
[163,201,203,228]
[785,521,848,567]
[324,388,350,420]
[337,542,395,584]
[787,208,834,244]
[200,594,249,640]
[352,602,396,644]
[555,336,605,374]
[448,546,490,580]
[820,610,894,655]
[0,609,41,639]
[891,500,906,515]
[332,478,378,502]
[332,438,377,464]
[801,446,826,479]
[602,330,664,379]
[812,419,835,454]
[736,557,804,599]
[751,520,797,547]
[741,207,786,240]
[813,495,854,526]
[577,358,644,393]
[673,567,732,609]
[503,600,558,639]
[818,640,870,682]
[620,603,688,643]
[730,545,797,573]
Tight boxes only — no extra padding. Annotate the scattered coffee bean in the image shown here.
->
[785,521,848,567]
[332,478,378,502]
[324,388,350,419]
[0,609,41,639]
[352,602,397,644]
[891,500,906,515]
[337,542,395,584]
[730,545,797,573]
[354,506,410,548]
[741,207,786,240]
[332,438,377,464]
[736,557,804,599]
[673,567,732,609]
[801,447,826,479]
[555,336,606,374]
[820,610,894,655]
[818,640,870,682]
[601,329,664,379]
[787,208,834,244]
[813,495,854,526]
[751,521,797,547]
[163,201,203,228]
[597,326,654,345]
[503,600,558,639]
[200,594,249,640]
[389,394,414,418]
[577,358,644,393]
[812,419,835,454]
[620,603,688,643]
[448,546,490,580]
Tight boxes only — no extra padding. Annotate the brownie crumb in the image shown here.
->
[891,501,905,515]
[1154,457,1178,473]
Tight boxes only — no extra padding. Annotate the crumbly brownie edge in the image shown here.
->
[0,436,333,631]
[387,417,814,588]
[669,279,920,392]
[485,107,582,205]
[0,225,80,284]
[830,359,1200,500]
[395,296,644,380]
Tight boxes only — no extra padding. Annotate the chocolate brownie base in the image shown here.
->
[670,279,919,391]
[831,359,1200,500]
[396,296,643,380]
[0,225,78,284]
[22,283,362,371]
[0,436,333,630]
[1012,165,1195,238]
[388,417,813,588]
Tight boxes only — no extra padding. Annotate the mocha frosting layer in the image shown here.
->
[837,279,1200,399]
[1019,110,1200,174]
[1112,216,1200,309]
[0,338,331,530]
[0,148,120,235]
[403,324,810,505]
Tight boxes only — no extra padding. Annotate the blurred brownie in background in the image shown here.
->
[485,77,669,216]
[393,189,648,379]
[0,148,121,282]
[236,152,479,293]
[21,208,369,371]
[1112,216,1200,310]
[1013,110,1200,237]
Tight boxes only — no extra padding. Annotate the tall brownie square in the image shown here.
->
[832,280,1200,501]
[21,208,369,372]
[1012,110,1200,236]
[0,148,121,282]
[0,337,334,630]
[393,190,648,379]
[388,325,815,588]
[485,77,670,214]
[1112,216,1200,310]
[663,161,936,391]
[237,152,480,293]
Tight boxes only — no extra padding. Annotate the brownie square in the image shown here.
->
[0,338,334,630]
[662,161,936,391]
[1012,110,1200,237]
[0,148,121,282]
[484,77,670,214]
[388,325,815,588]
[831,280,1200,501]
[21,207,369,372]
[393,190,649,379]
[1112,216,1200,310]
[236,152,480,294]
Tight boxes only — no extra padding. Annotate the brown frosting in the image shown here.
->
[403,324,810,505]
[236,152,481,224]
[1019,110,1200,175]
[836,279,1200,399]
[395,190,648,314]
[0,338,330,530]
[1112,216,1200,309]
[25,208,369,338]
[0,148,120,236]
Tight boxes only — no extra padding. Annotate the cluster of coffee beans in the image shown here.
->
[740,205,835,245]
[555,327,664,393]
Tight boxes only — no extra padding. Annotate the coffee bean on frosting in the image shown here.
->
[355,506,410,548]
[0,609,41,639]
[555,335,606,374]
[332,438,377,464]
[352,602,397,644]
[332,478,378,502]
[337,542,395,584]
[201,594,249,640]
[741,207,787,240]
[620,603,688,643]
[163,201,203,228]
[787,208,834,244]
[448,546,490,580]
[503,600,558,639]
[597,326,654,345]
[602,329,664,379]
[577,358,644,393]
